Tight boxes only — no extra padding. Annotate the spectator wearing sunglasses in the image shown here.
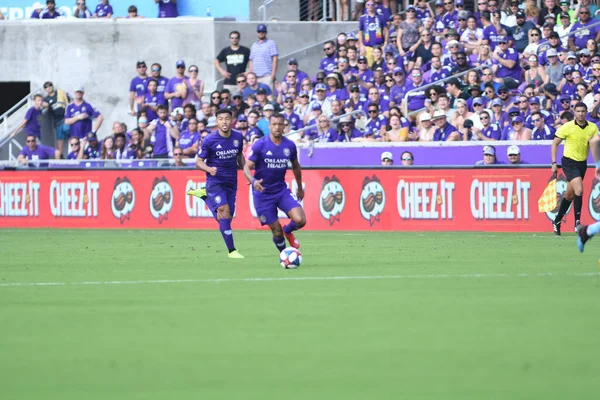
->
[18,134,60,166]
[473,110,501,141]
[215,31,250,93]
[569,7,600,51]
[74,0,92,18]
[401,151,414,166]
[171,147,186,167]
[492,36,522,89]
[67,138,81,159]
[282,95,303,131]
[148,63,168,95]
[364,104,387,138]
[320,41,338,74]
[531,111,556,140]
[165,60,188,112]
[129,60,149,116]
[337,116,363,142]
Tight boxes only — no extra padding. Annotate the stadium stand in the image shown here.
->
[3,0,600,167]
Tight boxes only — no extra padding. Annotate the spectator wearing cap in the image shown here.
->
[18,134,60,166]
[337,115,363,142]
[303,103,323,140]
[544,48,564,85]
[509,115,532,140]
[295,90,312,123]
[230,91,248,119]
[325,73,347,102]
[40,0,60,18]
[236,114,249,140]
[320,40,338,74]
[164,60,188,112]
[527,94,555,126]
[455,10,469,36]
[557,1,575,25]
[41,81,69,153]
[491,36,522,88]
[310,83,333,116]
[256,103,275,136]
[475,145,499,165]
[556,13,573,48]
[176,117,200,158]
[80,132,101,159]
[473,109,502,140]
[243,71,272,101]
[507,145,526,164]
[156,0,177,18]
[531,111,556,140]
[129,60,148,116]
[356,55,375,92]
[254,87,270,110]
[93,0,113,18]
[344,84,368,112]
[358,1,388,67]
[538,32,564,66]
[569,7,600,51]
[285,59,309,87]
[559,65,577,97]
[248,24,279,91]
[381,151,393,166]
[214,30,251,94]
[511,10,536,53]
[432,110,459,141]
[282,95,303,130]
[64,87,103,140]
[416,112,436,141]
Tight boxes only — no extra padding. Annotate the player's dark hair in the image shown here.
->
[157,104,168,112]
[269,112,285,123]
[215,108,233,117]
[531,111,543,119]
[575,102,588,111]
[184,103,196,113]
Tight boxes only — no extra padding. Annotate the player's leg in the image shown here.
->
[255,193,285,253]
[215,203,243,258]
[554,160,577,235]
[570,174,585,230]
[577,221,600,252]
[279,192,306,249]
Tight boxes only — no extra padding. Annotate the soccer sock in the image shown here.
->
[587,221,600,237]
[273,236,286,252]
[283,221,300,234]
[554,198,572,223]
[573,195,582,223]
[219,218,236,252]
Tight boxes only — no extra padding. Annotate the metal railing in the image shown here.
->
[0,88,42,149]
[0,157,198,169]
[402,65,488,117]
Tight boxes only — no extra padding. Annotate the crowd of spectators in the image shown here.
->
[0,0,177,20]
[14,0,600,167]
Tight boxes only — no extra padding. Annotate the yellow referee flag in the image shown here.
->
[538,174,558,213]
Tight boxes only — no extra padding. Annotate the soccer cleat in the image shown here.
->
[284,232,300,249]
[553,220,561,236]
[577,225,591,253]
[186,187,207,199]
[575,220,581,232]
[228,250,245,259]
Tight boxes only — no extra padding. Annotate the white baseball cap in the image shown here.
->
[381,151,393,161]
[507,145,520,155]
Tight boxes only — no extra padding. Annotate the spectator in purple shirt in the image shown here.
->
[569,7,600,51]
[156,0,177,18]
[150,63,169,94]
[11,94,44,140]
[358,1,388,67]
[40,0,60,18]
[64,87,103,139]
[165,60,188,112]
[129,60,148,116]
[320,41,338,74]
[18,134,60,166]
[93,0,113,18]
[249,24,279,91]
[141,79,164,122]
[492,36,522,88]
[30,2,43,18]
[67,137,81,159]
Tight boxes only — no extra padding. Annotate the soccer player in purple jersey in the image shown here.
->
[187,109,246,259]
[243,113,306,254]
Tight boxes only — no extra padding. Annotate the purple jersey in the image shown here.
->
[482,25,499,50]
[158,0,178,18]
[571,20,599,50]
[165,76,187,109]
[427,67,452,84]
[433,123,458,141]
[94,3,113,17]
[198,130,244,187]
[249,135,297,195]
[150,119,176,156]
[40,9,60,19]
[84,142,101,159]
[338,128,363,142]
[24,106,42,138]
[67,151,78,160]
[65,101,101,139]
[20,145,55,162]
[359,69,375,84]
[495,48,522,80]
[442,10,458,30]
[532,125,556,140]
[359,14,386,47]
[326,88,349,102]
[143,92,165,122]
[130,76,148,97]
[481,124,502,140]
[283,111,304,130]
[317,128,338,142]
[154,76,169,94]
[319,55,338,74]
[415,7,432,20]
[178,130,200,150]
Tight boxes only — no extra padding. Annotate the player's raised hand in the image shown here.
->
[296,186,305,201]
[253,179,264,192]
[209,166,217,176]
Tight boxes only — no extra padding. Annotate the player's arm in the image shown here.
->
[195,157,217,176]
[551,136,563,173]
[243,159,264,191]
[591,134,600,179]
[290,158,304,201]
[236,151,246,170]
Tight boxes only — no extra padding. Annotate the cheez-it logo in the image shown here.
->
[359,176,385,226]
[49,179,99,217]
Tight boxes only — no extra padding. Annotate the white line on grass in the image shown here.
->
[1,271,599,288]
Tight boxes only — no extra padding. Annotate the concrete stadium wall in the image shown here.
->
[0,19,355,140]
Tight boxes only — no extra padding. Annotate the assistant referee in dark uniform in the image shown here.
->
[551,102,599,235]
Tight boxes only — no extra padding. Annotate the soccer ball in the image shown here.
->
[280,247,302,269]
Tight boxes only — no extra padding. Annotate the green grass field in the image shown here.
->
[1,229,600,399]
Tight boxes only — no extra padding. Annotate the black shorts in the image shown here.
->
[561,156,587,182]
